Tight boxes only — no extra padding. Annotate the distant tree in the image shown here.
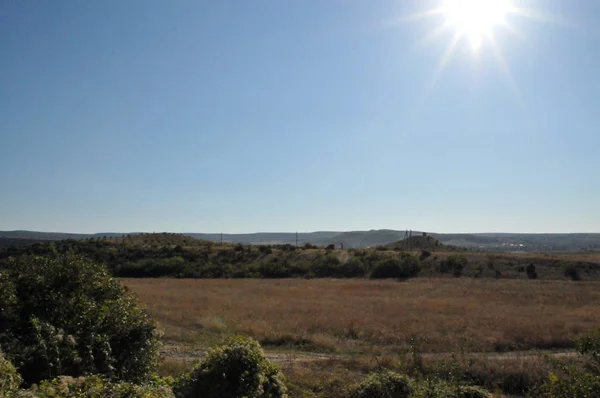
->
[564,263,581,281]
[325,244,335,250]
[526,263,538,279]
[440,255,467,277]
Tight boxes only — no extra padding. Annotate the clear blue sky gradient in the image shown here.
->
[1,0,599,233]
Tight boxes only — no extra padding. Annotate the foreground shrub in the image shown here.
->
[411,378,491,398]
[0,254,161,385]
[0,351,21,394]
[541,328,600,397]
[350,370,412,398]
[173,336,287,398]
[453,385,492,398]
[24,375,174,398]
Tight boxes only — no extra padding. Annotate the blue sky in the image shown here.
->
[1,0,599,234]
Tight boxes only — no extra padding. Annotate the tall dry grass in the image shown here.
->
[123,278,600,354]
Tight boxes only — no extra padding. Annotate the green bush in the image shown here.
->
[0,351,21,394]
[411,378,491,398]
[25,375,174,397]
[173,336,287,398]
[350,370,412,397]
[541,328,600,397]
[0,254,161,385]
[370,255,421,280]
[440,255,468,277]
[454,385,492,398]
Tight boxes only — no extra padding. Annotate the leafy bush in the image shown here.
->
[399,254,422,279]
[340,257,367,278]
[411,378,491,398]
[454,385,492,398]
[440,255,468,277]
[1,351,21,394]
[541,328,600,397]
[370,255,421,280]
[173,336,287,398]
[350,370,412,398]
[23,375,175,397]
[0,254,161,385]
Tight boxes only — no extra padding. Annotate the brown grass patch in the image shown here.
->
[123,278,600,354]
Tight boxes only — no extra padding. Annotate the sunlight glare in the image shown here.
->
[442,0,511,51]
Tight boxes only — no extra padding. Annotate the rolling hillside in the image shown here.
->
[2,230,600,252]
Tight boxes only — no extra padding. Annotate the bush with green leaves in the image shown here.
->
[411,378,491,398]
[541,328,600,397]
[439,255,468,277]
[0,254,161,385]
[173,336,287,398]
[19,375,174,398]
[1,350,22,395]
[370,254,421,280]
[350,370,412,398]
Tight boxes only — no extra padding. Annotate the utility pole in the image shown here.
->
[295,231,298,247]
[220,233,223,244]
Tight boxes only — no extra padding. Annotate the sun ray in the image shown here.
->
[499,20,529,46]
[426,31,463,93]
[398,7,445,23]
[416,23,452,48]
[378,7,445,31]
[485,33,525,107]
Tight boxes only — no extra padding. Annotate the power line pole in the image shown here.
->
[295,231,298,247]
[220,232,223,244]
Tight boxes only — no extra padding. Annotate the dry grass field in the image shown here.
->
[122,278,600,396]
[123,278,600,353]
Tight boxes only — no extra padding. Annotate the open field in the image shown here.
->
[123,278,600,396]
[123,278,600,354]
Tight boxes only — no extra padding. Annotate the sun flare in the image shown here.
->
[441,0,511,50]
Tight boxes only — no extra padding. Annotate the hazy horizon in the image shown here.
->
[2,1,599,234]
[3,228,600,236]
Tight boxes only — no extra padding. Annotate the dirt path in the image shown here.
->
[161,344,576,364]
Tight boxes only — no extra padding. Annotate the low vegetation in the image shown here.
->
[2,233,599,281]
[1,241,600,397]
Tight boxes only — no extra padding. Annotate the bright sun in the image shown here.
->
[441,0,511,50]
[395,0,554,97]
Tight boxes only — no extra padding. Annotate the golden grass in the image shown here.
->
[123,278,600,354]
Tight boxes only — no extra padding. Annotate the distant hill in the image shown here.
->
[1,230,600,252]
[0,237,50,250]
